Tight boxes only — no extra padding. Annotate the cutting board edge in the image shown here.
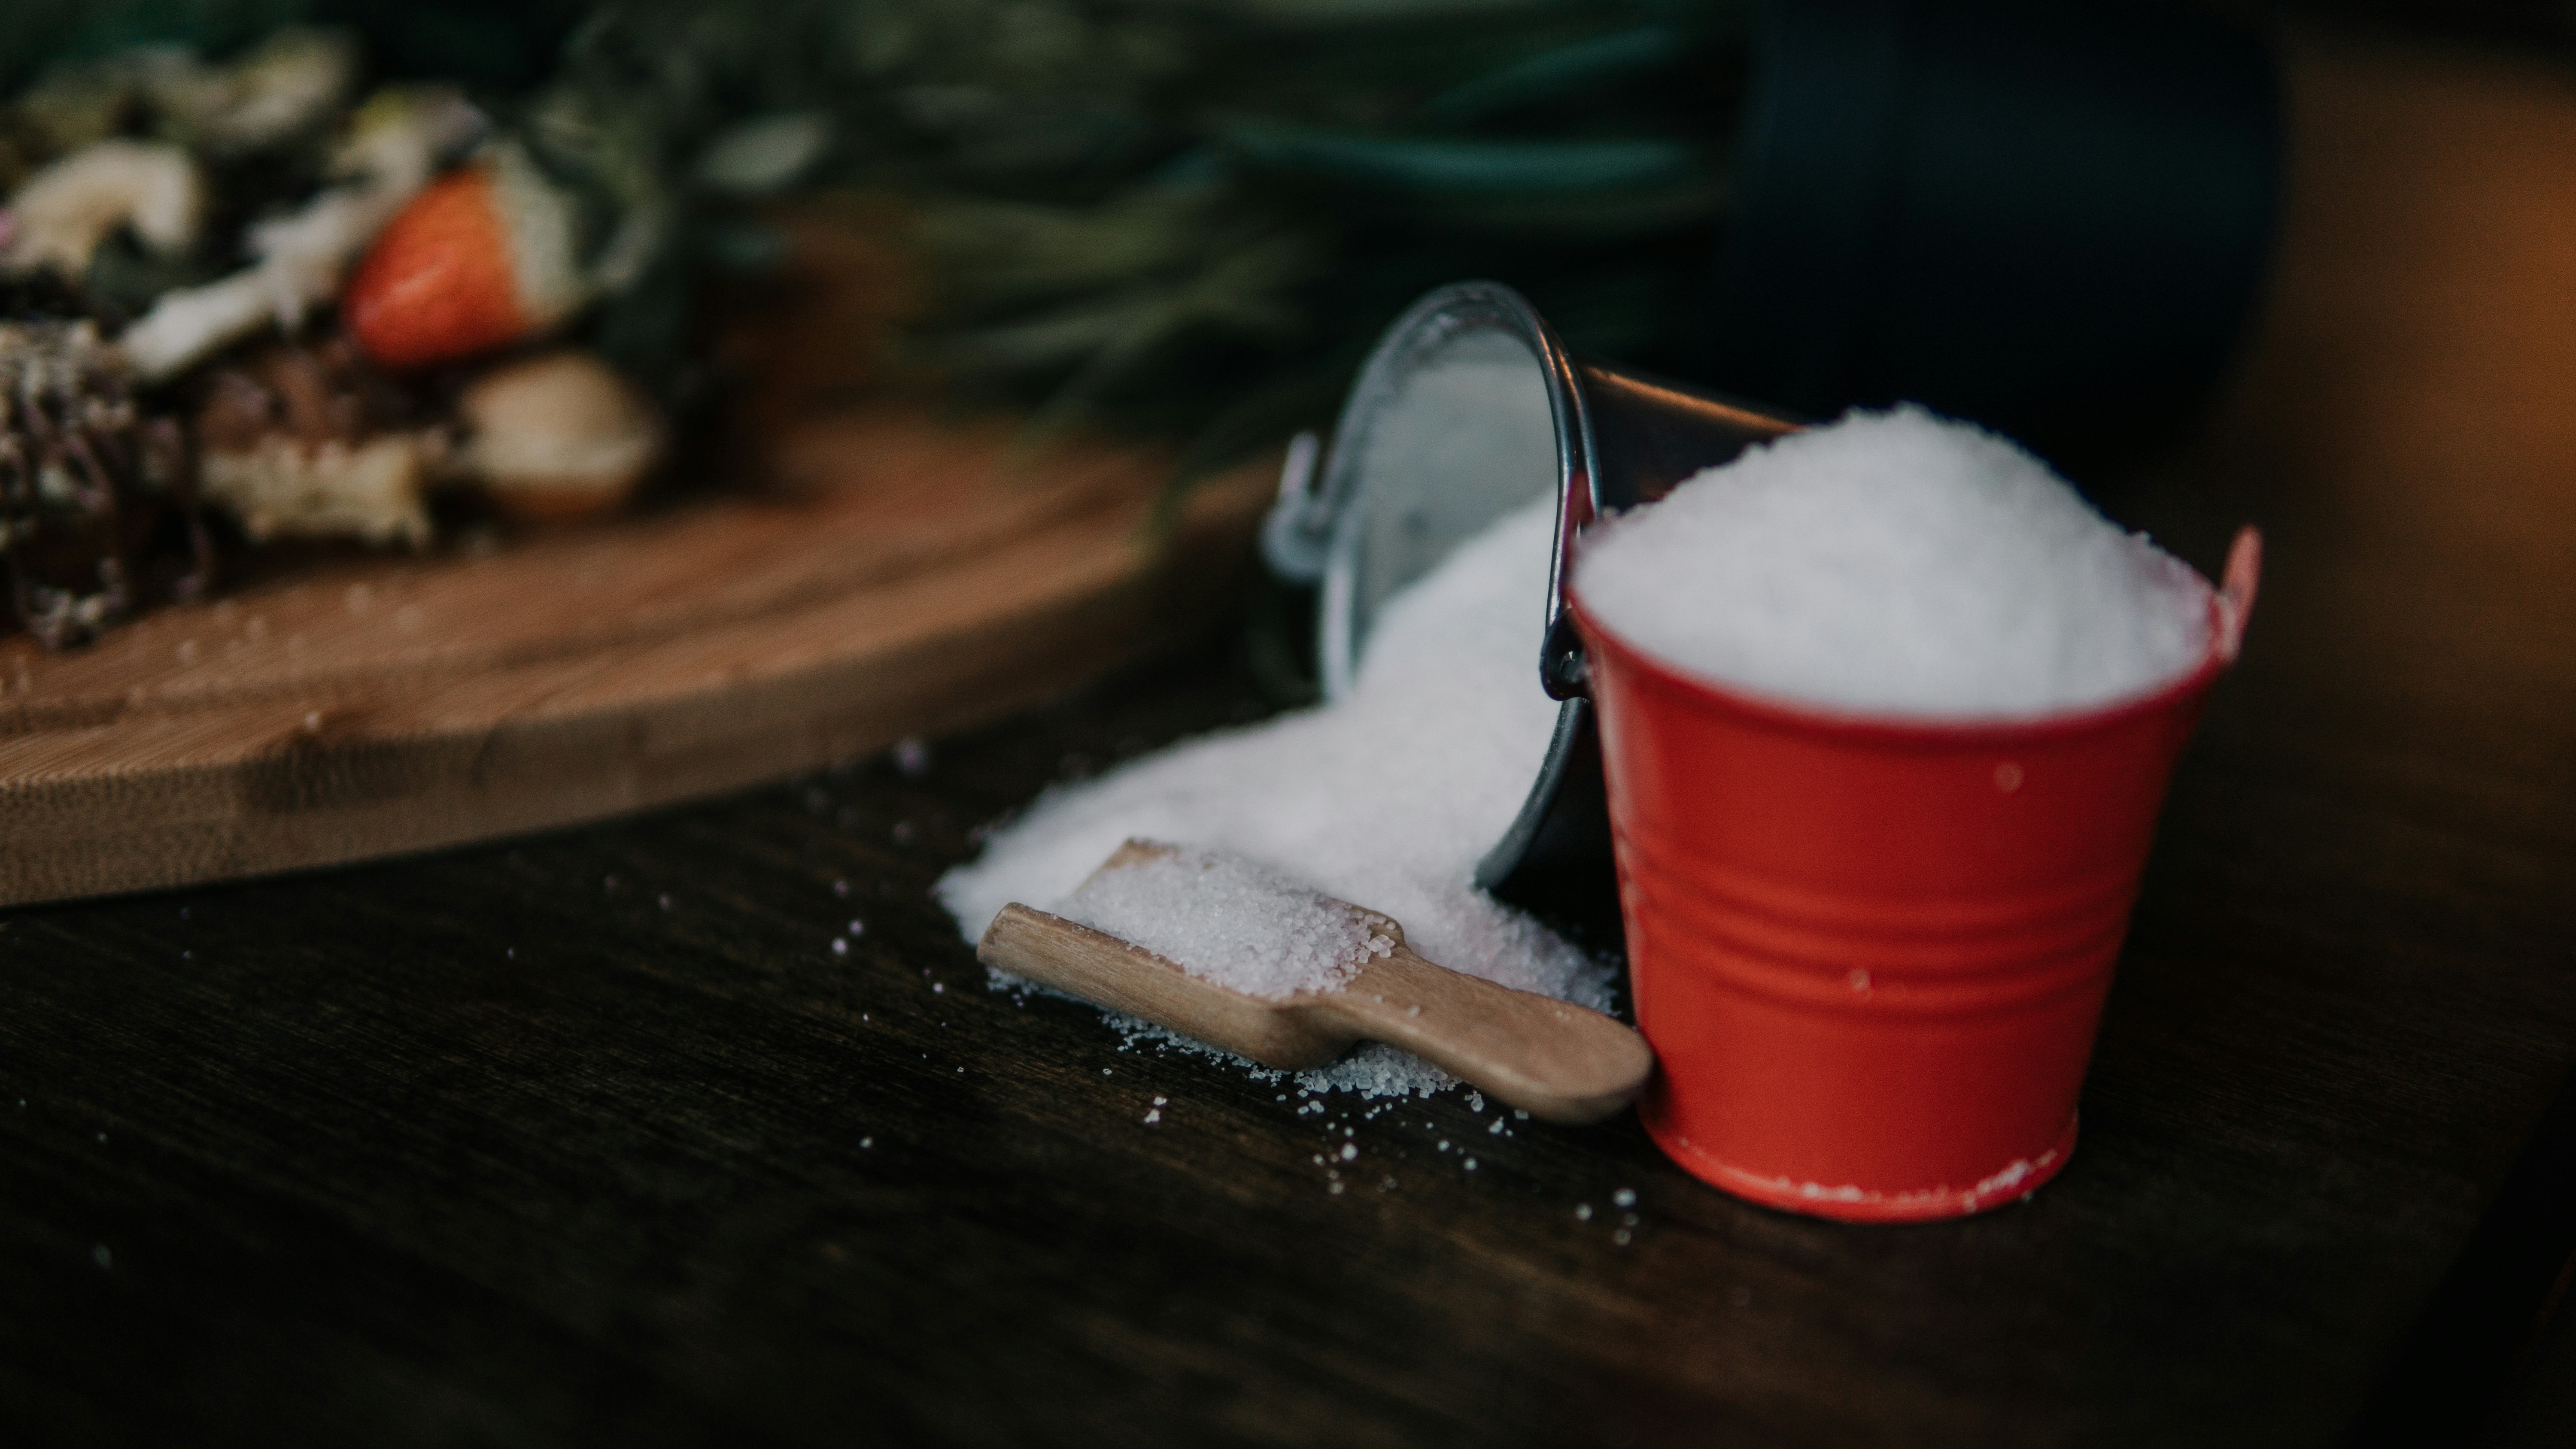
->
[0,455,1275,909]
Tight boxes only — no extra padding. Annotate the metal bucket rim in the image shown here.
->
[1297,280,1597,702]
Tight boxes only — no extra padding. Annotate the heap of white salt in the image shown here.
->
[1575,404,2212,718]
[1054,846,1395,1000]
[941,497,1606,1097]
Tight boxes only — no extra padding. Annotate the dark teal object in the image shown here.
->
[1701,0,2281,438]
[318,0,585,88]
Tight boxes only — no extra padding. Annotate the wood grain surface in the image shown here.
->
[0,26,2573,1449]
[0,411,1275,908]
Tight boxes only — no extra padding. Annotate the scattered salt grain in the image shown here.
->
[942,495,1612,1098]
[1338,1143,1358,1161]
[1051,846,1393,998]
[831,939,848,956]
[1574,405,2211,718]
[1576,1204,1593,1221]
[1463,1158,1478,1171]
[1612,1187,1637,1209]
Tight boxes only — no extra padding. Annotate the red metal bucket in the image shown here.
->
[1575,528,2261,1222]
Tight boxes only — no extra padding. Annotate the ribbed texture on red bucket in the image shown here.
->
[1577,590,2236,1222]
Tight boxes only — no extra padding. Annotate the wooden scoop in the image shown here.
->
[975,840,1654,1124]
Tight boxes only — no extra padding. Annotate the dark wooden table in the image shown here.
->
[3,466,2571,1444]
[7,30,2576,1449]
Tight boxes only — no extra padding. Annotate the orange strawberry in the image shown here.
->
[342,142,585,370]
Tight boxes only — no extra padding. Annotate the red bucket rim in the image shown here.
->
[1569,526,2262,748]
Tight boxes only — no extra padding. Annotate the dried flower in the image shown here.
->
[0,320,205,646]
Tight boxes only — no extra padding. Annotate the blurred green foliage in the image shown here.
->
[4,0,1753,469]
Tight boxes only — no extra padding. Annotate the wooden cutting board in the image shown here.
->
[0,408,1277,908]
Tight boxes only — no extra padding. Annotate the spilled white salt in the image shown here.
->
[1054,846,1394,999]
[1575,404,2211,718]
[941,497,1607,1097]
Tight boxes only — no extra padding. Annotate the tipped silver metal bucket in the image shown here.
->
[1262,281,1802,929]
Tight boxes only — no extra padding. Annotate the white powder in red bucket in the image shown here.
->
[1574,405,2211,717]
[1054,846,1396,1000]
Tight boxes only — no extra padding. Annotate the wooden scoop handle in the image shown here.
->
[978,836,1657,1125]
[1293,949,1653,1125]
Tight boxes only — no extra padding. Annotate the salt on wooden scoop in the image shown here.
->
[976,840,1654,1124]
